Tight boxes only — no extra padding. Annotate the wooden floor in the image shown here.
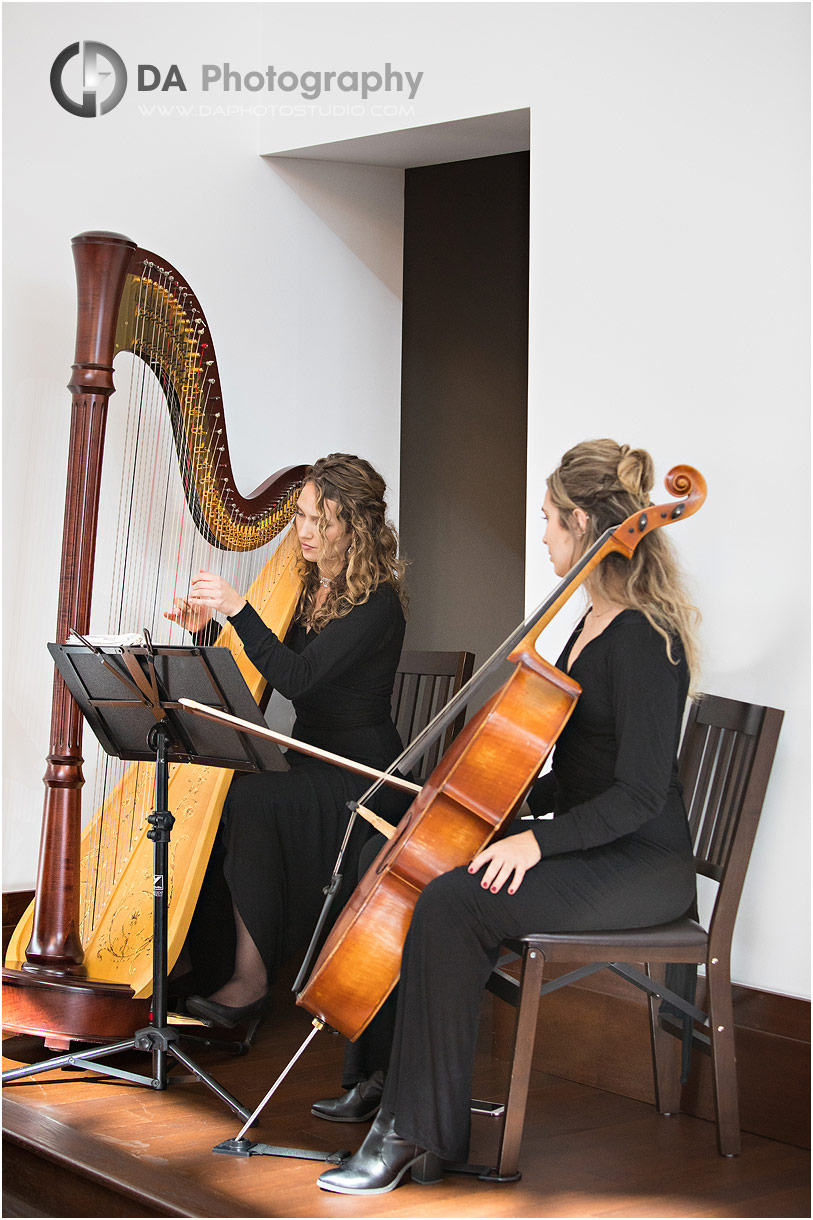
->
[3,980,809,1219]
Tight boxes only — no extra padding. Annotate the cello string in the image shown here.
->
[353,527,623,812]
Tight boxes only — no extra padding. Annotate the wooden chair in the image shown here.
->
[391,649,475,782]
[485,693,784,1177]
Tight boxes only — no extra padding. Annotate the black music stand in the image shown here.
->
[2,635,287,1121]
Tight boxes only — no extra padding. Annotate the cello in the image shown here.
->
[296,464,706,1041]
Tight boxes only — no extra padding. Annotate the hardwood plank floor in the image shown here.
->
[3,981,809,1218]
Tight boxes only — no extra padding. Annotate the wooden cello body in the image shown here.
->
[297,466,706,1040]
[3,232,307,1046]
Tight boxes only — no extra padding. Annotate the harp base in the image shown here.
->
[1,967,146,1050]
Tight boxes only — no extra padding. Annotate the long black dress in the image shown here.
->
[187,584,409,994]
[378,608,698,1163]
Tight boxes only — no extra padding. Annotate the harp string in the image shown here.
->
[78,260,300,941]
[88,273,161,926]
[87,326,146,920]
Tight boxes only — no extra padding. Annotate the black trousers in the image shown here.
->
[378,830,696,1163]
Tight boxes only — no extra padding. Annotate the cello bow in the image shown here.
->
[178,698,421,795]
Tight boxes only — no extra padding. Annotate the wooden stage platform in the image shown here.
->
[3,980,810,1218]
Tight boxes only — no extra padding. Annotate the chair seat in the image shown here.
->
[509,916,709,963]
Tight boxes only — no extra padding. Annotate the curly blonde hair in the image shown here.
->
[296,453,407,632]
[547,439,701,685]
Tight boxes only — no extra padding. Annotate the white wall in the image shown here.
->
[524,5,810,1000]
[3,3,809,1000]
[2,2,405,883]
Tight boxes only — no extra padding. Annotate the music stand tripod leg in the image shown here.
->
[131,722,253,1121]
[3,723,253,1124]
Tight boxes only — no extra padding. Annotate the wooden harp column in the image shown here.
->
[29,234,136,978]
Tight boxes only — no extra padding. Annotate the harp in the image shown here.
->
[3,232,308,1047]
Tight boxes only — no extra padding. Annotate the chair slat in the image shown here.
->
[707,731,753,872]
[391,649,476,783]
[690,725,723,860]
[696,728,736,867]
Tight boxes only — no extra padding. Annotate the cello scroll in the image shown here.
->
[609,464,707,557]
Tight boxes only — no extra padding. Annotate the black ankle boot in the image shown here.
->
[311,1069,385,1122]
[317,1111,443,1195]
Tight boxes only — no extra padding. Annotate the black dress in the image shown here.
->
[378,609,698,1163]
[187,584,409,994]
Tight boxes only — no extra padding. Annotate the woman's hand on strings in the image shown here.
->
[188,571,247,618]
[468,829,541,895]
[164,596,213,634]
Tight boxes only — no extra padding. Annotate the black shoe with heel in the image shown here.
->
[185,992,270,1029]
[317,1111,443,1195]
[311,1069,385,1122]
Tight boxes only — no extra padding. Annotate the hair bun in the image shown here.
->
[616,445,653,503]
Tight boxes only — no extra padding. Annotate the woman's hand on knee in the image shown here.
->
[468,830,541,895]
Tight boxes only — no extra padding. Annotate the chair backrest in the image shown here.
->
[392,649,476,783]
[678,693,783,949]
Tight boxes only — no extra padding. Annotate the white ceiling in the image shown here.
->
[263,108,530,169]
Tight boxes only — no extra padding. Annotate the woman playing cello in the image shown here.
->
[165,454,411,1026]
[314,438,701,1195]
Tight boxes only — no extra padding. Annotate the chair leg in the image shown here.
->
[494,944,546,1180]
[647,962,682,1116]
[706,957,741,1156]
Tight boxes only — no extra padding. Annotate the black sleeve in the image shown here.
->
[192,619,221,648]
[227,591,398,699]
[530,624,684,856]
[526,770,558,816]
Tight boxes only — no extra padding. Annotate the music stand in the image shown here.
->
[2,635,287,1121]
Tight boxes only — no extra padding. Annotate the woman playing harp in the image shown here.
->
[166,453,412,1027]
[4,235,384,1048]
